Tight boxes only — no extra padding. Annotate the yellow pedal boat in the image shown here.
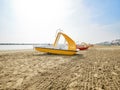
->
[34,31,77,55]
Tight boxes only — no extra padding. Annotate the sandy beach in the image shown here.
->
[0,46,120,90]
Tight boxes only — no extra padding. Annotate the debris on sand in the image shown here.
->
[111,71,118,76]
[93,73,98,78]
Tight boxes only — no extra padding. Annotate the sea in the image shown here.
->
[0,45,33,50]
[0,44,67,50]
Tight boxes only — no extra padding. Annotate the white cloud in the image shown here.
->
[68,23,120,44]
[8,0,73,43]
[0,0,120,44]
[62,0,120,44]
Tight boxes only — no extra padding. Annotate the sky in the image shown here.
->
[0,0,120,44]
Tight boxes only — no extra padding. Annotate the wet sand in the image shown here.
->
[0,46,120,90]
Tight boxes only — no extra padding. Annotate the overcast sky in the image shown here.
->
[0,0,120,44]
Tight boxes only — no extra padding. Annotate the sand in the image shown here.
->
[0,46,120,90]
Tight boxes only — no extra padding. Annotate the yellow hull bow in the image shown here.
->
[35,47,77,55]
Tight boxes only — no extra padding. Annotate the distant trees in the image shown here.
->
[111,39,120,45]
[96,39,120,46]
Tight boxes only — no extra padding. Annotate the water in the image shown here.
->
[0,45,33,50]
[0,44,68,50]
